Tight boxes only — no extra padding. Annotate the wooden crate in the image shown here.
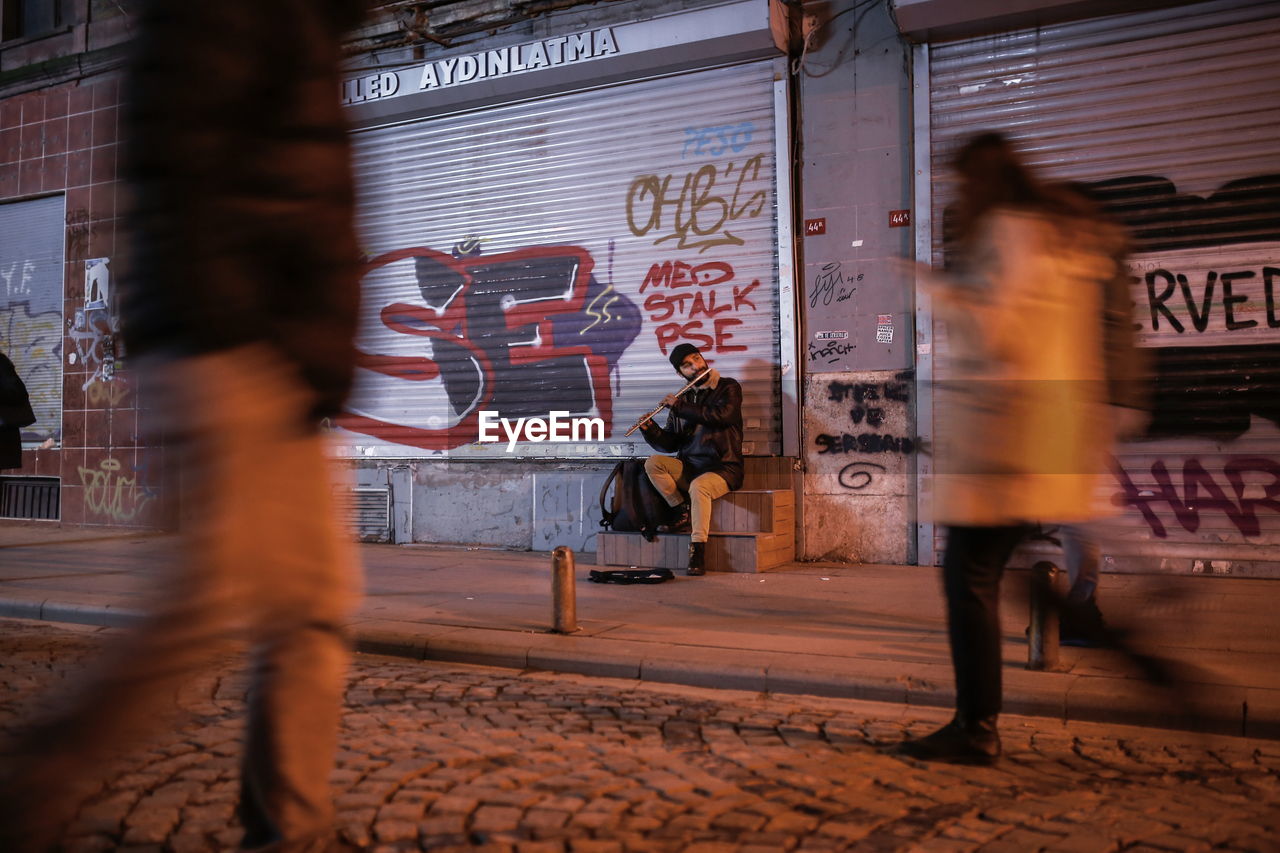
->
[707,531,795,573]
[710,489,795,534]
[597,531,689,569]
[596,529,795,574]
[741,457,796,490]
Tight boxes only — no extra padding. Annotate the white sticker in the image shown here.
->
[876,325,894,343]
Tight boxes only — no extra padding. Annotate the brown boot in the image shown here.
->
[686,541,706,576]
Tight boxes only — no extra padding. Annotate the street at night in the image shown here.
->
[3,619,1277,852]
[4,0,1280,850]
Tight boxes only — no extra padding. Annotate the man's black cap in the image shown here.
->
[669,343,700,372]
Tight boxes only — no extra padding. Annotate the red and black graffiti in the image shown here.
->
[337,245,641,450]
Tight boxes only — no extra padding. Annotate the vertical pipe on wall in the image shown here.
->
[910,41,935,567]
[774,63,801,461]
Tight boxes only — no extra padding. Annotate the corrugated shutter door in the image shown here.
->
[927,0,1280,570]
[0,195,65,445]
[339,60,783,459]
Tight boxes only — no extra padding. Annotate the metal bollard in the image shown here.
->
[1027,560,1060,671]
[551,546,578,634]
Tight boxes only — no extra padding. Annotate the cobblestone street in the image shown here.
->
[2,619,1278,852]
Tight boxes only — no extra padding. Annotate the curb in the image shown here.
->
[3,596,1276,740]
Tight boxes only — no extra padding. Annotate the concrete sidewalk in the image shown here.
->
[1,521,1277,738]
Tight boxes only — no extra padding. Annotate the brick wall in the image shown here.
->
[1,74,158,528]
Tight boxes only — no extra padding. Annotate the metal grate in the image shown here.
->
[338,487,392,542]
[0,476,60,521]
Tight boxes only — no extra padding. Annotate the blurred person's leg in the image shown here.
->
[0,346,358,851]
[897,524,1030,764]
[164,346,357,850]
[1060,525,1105,647]
[944,524,1030,724]
[1061,525,1100,600]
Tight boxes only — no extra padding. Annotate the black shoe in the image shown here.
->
[894,716,1000,765]
[662,503,691,533]
[687,541,706,576]
[1061,596,1106,647]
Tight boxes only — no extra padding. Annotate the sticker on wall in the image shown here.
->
[85,258,110,310]
[814,330,848,340]
[876,314,894,344]
[804,218,826,236]
[72,259,120,388]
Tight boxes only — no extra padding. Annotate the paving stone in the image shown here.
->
[120,807,181,845]
[4,620,1280,853]
[472,804,524,832]
[373,819,419,843]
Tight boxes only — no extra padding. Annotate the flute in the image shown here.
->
[623,368,712,436]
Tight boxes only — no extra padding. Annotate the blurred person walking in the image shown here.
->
[0,350,36,470]
[0,2,368,851]
[897,132,1123,765]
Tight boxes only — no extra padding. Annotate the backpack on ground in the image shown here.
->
[598,458,673,542]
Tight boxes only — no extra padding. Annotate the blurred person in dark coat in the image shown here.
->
[0,350,36,469]
[0,2,368,851]
[897,133,1121,765]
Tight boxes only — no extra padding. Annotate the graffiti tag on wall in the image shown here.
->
[639,259,758,355]
[814,377,917,485]
[1113,455,1280,540]
[682,122,755,160]
[338,244,641,450]
[625,153,768,254]
[808,262,859,309]
[79,458,155,523]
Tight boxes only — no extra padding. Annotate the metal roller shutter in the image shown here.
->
[925,0,1280,572]
[0,194,64,447]
[338,60,785,460]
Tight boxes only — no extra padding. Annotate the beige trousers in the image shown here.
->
[643,454,729,543]
[2,346,360,852]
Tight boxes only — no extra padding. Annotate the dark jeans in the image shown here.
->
[942,524,1034,723]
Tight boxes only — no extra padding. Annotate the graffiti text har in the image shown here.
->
[1113,455,1280,539]
[626,154,768,254]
